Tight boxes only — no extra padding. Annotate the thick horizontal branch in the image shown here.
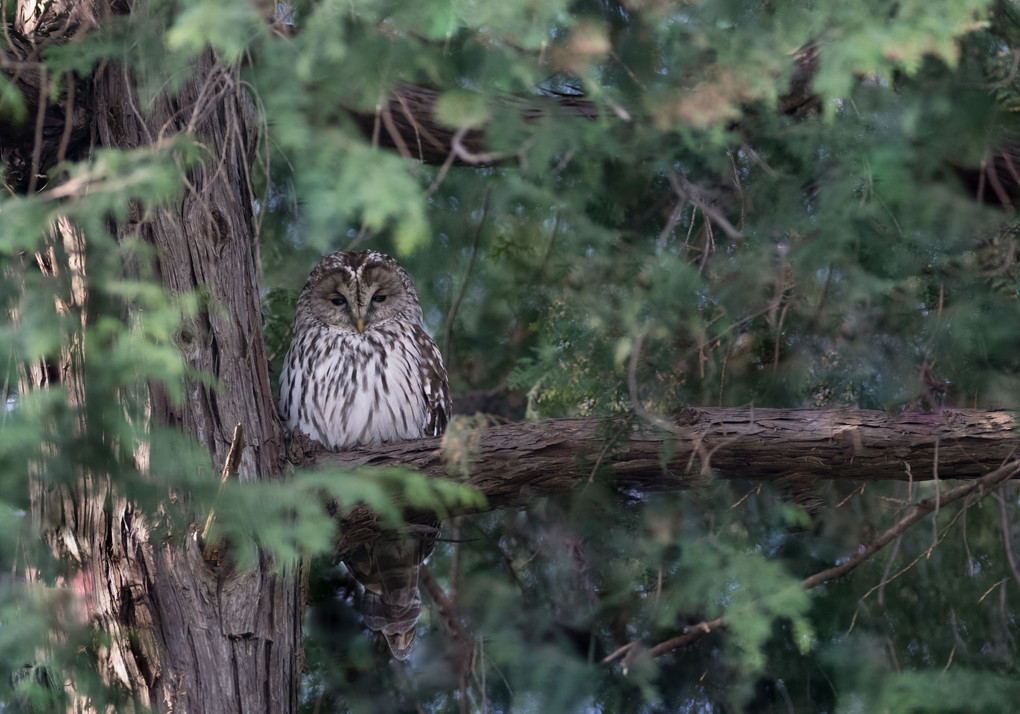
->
[316,407,1019,488]
[292,408,1020,552]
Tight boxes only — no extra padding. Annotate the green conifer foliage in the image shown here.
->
[3,0,1020,711]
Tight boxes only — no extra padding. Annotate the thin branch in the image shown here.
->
[801,458,1020,589]
[393,89,443,159]
[626,459,1020,663]
[381,100,414,162]
[56,71,75,166]
[978,578,1007,603]
[600,640,638,664]
[451,127,506,164]
[858,505,966,603]
[423,141,458,198]
[27,65,47,194]
[655,199,687,251]
[668,172,743,240]
[627,328,723,474]
[876,536,901,607]
[465,520,530,601]
[647,618,725,658]
[201,423,246,543]
[420,565,474,695]
[997,487,1020,591]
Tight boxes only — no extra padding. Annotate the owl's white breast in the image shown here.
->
[280,321,431,450]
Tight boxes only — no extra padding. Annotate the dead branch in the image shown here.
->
[201,422,246,543]
[648,618,726,658]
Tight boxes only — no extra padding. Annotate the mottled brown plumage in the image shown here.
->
[279,250,450,659]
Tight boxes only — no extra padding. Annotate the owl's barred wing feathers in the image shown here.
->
[278,250,451,660]
[414,324,451,438]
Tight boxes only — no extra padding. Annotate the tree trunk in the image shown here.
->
[8,2,299,710]
[81,53,299,711]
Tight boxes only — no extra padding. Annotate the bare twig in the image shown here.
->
[978,578,1006,603]
[656,200,687,251]
[56,72,75,166]
[668,172,743,240]
[835,485,864,508]
[27,65,47,194]
[626,460,1020,665]
[627,327,720,475]
[859,505,966,603]
[381,100,414,162]
[465,520,531,600]
[451,127,506,164]
[648,618,725,657]
[448,518,463,600]
[943,645,957,672]
[423,140,458,198]
[876,536,901,607]
[600,640,638,664]
[740,143,781,179]
[997,488,1020,591]
[201,423,246,542]
[420,566,474,695]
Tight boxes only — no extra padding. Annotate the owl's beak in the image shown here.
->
[356,318,365,333]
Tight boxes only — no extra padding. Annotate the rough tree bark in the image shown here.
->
[302,408,1020,556]
[6,2,297,711]
[86,53,299,712]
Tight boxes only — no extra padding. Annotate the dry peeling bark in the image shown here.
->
[86,51,298,712]
[6,2,298,711]
[85,57,298,712]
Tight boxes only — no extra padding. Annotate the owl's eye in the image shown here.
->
[331,296,347,306]
[372,294,387,303]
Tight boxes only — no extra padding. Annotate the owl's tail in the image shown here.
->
[344,528,436,661]
[361,585,422,660]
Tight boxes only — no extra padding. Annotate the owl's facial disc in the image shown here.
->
[311,273,401,332]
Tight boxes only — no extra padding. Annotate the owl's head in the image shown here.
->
[297,250,425,333]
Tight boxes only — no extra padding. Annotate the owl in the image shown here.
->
[279,250,451,660]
